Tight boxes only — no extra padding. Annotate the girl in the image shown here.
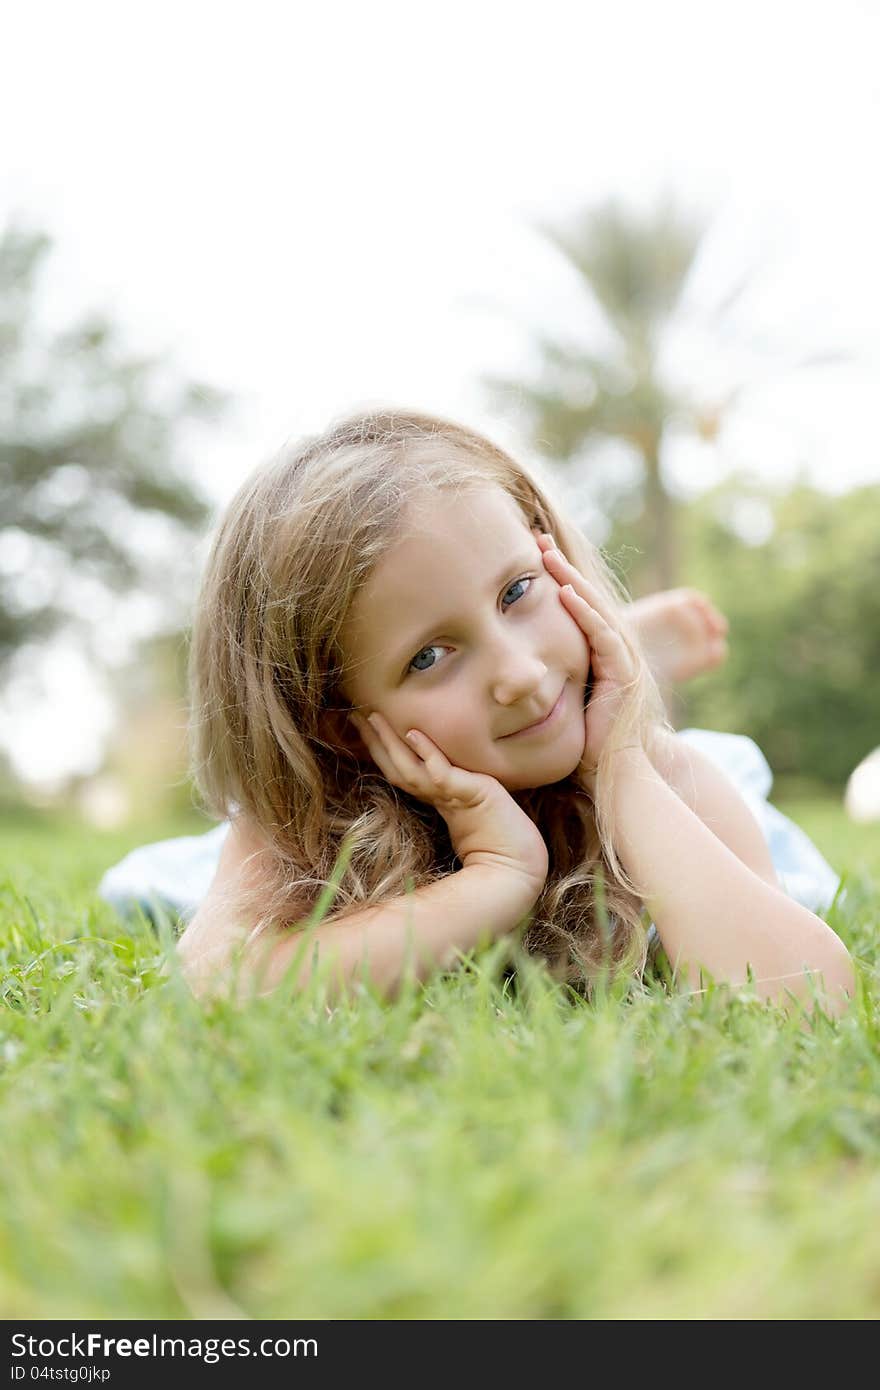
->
[99,409,853,1015]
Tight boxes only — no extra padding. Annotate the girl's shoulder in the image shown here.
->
[226,810,274,854]
[212,812,277,894]
[176,813,280,983]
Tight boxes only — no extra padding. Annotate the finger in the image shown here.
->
[367,712,454,787]
[542,548,620,628]
[368,715,466,802]
[351,711,417,777]
[354,715,431,798]
[401,728,457,787]
[365,711,420,761]
[349,711,391,767]
[559,585,633,672]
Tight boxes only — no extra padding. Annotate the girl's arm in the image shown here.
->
[608,745,855,1017]
[535,538,854,1020]
[647,727,780,887]
[177,817,543,1004]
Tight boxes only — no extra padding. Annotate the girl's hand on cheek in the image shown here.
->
[537,534,639,787]
[348,710,549,890]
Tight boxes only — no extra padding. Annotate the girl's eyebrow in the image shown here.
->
[388,549,541,671]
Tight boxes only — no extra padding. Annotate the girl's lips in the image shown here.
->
[502,682,568,738]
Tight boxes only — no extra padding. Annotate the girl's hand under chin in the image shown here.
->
[536,534,640,792]
[348,709,550,890]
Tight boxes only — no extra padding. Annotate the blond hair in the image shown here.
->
[188,408,670,996]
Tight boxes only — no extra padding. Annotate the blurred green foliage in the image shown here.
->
[0,218,229,680]
[0,218,231,819]
[607,476,880,788]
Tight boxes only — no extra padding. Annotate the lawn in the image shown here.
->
[1,797,878,1319]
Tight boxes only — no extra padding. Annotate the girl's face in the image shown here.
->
[339,486,590,792]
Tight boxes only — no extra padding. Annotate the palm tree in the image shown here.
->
[482,193,849,595]
[483,194,713,592]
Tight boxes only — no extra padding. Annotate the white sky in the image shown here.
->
[2,0,879,791]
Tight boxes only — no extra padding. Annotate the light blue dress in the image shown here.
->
[97,729,841,929]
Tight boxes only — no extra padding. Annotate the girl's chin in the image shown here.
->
[507,749,586,795]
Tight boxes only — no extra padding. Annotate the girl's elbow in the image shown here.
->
[782,904,857,1020]
[824,946,857,1018]
[796,942,856,1021]
[175,933,242,1003]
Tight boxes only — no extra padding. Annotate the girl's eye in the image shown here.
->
[407,576,534,675]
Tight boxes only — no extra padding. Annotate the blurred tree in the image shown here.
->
[92,629,197,826]
[0,219,231,683]
[483,193,850,596]
[484,194,710,592]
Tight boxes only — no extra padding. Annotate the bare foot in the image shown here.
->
[628,588,729,684]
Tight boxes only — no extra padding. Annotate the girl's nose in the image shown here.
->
[489,651,547,706]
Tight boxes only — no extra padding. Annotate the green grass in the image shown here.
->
[1,800,879,1319]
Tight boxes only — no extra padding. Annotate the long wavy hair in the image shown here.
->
[188,407,670,996]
